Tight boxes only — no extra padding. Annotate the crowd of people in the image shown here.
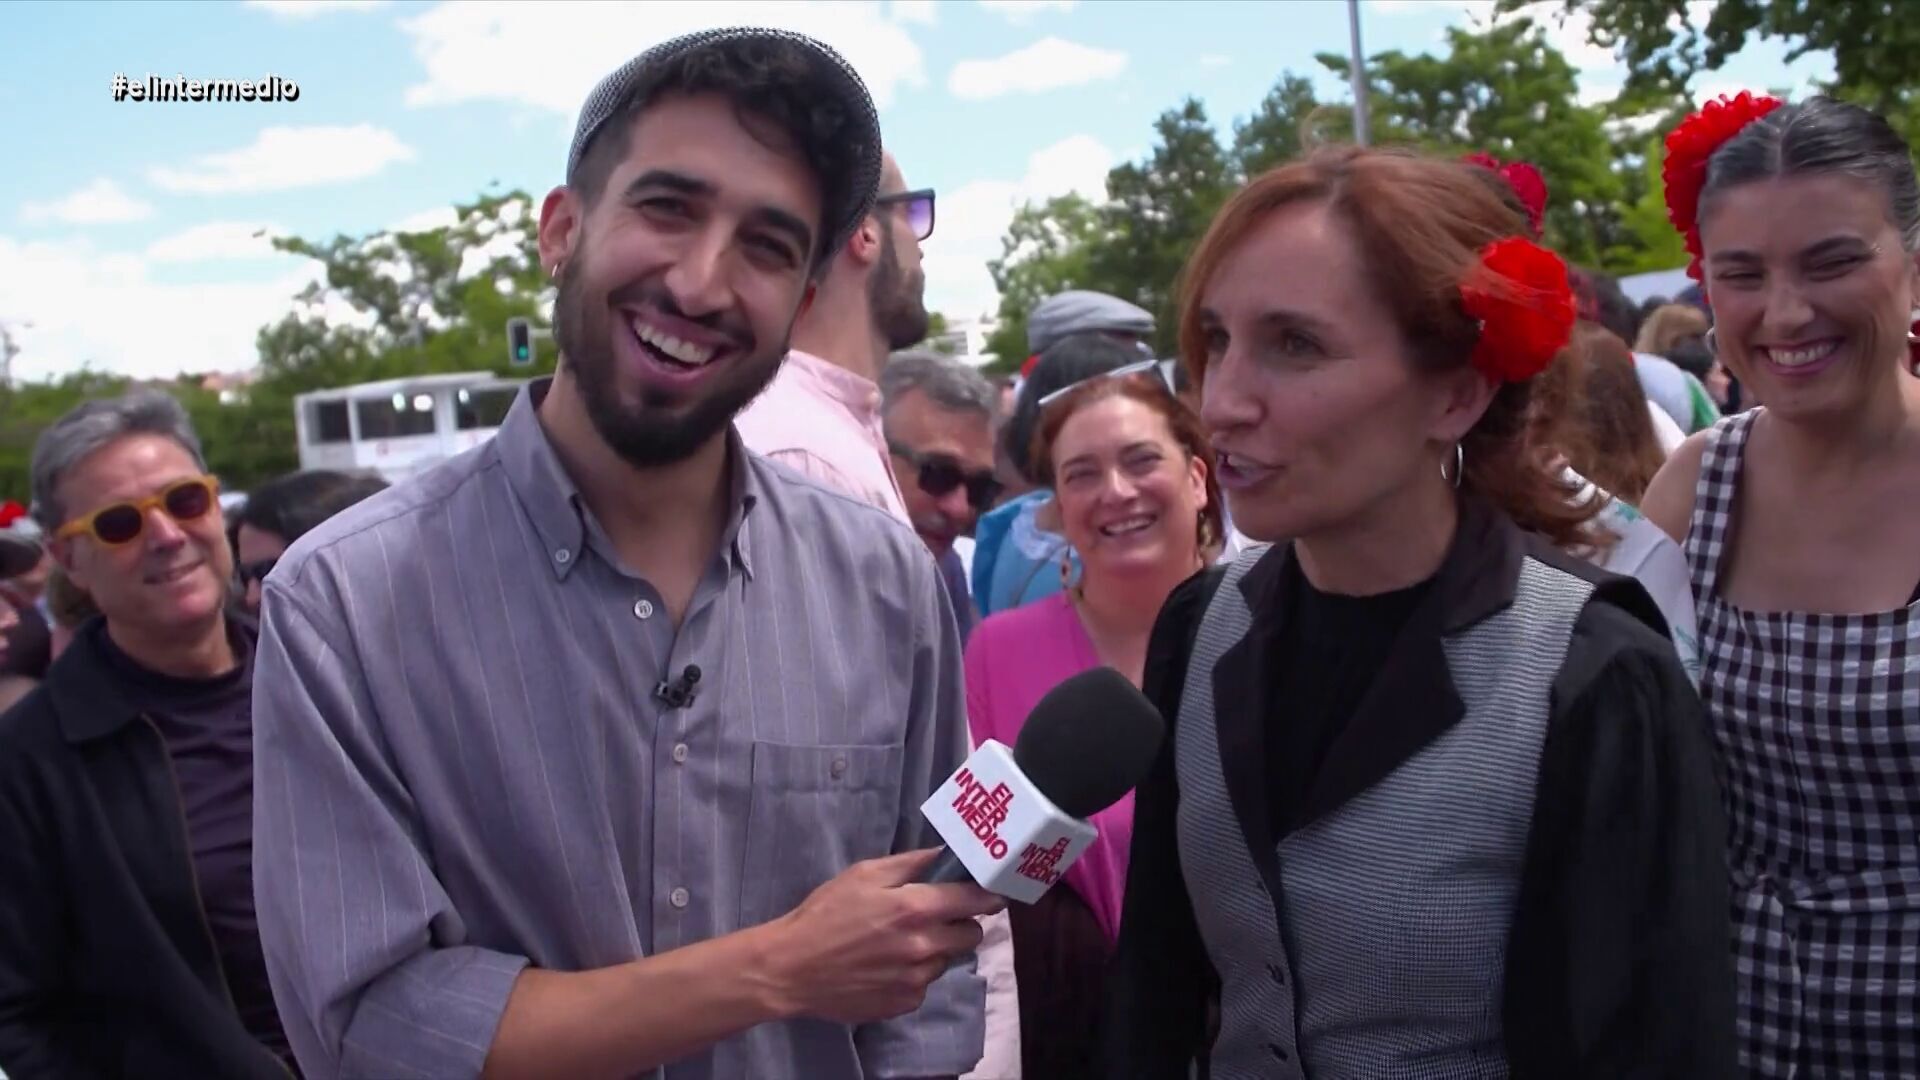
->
[0,25,1915,1080]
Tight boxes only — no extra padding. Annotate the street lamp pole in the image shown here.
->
[1347,0,1372,146]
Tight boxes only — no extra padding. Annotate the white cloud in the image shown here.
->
[921,133,1112,322]
[1370,0,1496,18]
[948,37,1127,101]
[144,221,287,262]
[244,0,387,15]
[1670,1,1718,33]
[891,0,937,24]
[147,125,415,194]
[1512,2,1615,74]
[391,205,461,233]
[1199,53,1231,69]
[978,0,1075,21]
[18,179,154,225]
[0,234,320,382]
[398,1,927,117]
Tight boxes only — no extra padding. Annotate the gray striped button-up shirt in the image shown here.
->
[252,380,985,1079]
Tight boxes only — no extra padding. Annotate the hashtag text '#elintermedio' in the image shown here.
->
[111,74,300,103]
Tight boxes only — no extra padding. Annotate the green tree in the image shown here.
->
[918,311,962,357]
[219,189,553,489]
[1086,99,1237,356]
[1233,73,1333,179]
[0,370,131,498]
[1602,113,1693,273]
[1318,17,1626,267]
[1537,0,1920,142]
[983,193,1104,371]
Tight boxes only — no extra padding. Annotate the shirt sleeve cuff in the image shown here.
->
[854,957,988,1079]
[339,946,530,1079]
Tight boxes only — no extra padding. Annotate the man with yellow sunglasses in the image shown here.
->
[0,389,291,1077]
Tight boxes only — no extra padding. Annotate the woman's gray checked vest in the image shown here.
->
[1175,545,1594,1079]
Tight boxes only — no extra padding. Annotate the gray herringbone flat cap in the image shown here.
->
[567,27,883,259]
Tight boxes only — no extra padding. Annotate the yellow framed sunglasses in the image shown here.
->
[54,475,221,546]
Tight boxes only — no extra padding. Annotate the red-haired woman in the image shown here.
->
[1643,93,1920,1077]
[1107,146,1737,1077]
[965,365,1221,1078]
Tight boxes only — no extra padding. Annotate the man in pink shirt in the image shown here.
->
[736,154,1023,1078]
[736,152,929,517]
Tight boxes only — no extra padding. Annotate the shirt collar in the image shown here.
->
[1237,493,1522,635]
[784,349,884,420]
[55,613,254,744]
[497,377,759,583]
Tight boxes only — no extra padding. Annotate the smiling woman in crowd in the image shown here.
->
[1107,145,1737,1077]
[970,333,1138,617]
[964,362,1220,1079]
[1642,92,1920,1077]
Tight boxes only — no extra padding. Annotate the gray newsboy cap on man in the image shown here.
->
[1026,289,1155,355]
[566,26,885,265]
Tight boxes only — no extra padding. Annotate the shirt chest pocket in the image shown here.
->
[737,741,905,928]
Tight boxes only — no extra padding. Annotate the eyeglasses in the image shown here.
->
[54,475,220,547]
[888,441,1002,511]
[874,188,936,242]
[1036,359,1172,410]
[238,557,278,588]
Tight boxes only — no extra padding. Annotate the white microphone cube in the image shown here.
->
[920,739,1098,905]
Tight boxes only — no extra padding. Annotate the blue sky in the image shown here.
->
[1,0,1831,382]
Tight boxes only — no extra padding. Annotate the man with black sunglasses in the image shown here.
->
[0,390,292,1077]
[879,351,1000,637]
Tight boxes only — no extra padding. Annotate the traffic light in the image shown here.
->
[507,317,533,366]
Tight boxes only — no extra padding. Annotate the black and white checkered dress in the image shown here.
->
[1685,408,1920,1077]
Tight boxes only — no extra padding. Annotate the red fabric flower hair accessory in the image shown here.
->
[1663,91,1784,281]
[1460,237,1577,383]
[1463,152,1549,238]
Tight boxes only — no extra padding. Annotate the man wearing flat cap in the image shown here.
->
[1016,289,1155,380]
[253,29,999,1080]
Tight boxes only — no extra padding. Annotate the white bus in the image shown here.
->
[294,371,525,485]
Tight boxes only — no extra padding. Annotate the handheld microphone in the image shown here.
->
[917,666,1164,902]
[653,664,701,708]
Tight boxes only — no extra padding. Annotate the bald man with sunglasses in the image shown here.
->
[0,389,293,1077]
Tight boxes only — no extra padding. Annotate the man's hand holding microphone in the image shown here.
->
[758,848,1005,1024]
[760,666,1166,1024]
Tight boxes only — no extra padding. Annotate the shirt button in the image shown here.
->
[1267,961,1286,985]
[669,887,689,909]
[1269,1042,1290,1062]
[829,756,848,779]
[554,548,571,565]
[672,742,689,764]
[633,598,654,619]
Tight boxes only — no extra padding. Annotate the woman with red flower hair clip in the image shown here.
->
[1105,145,1737,1078]
[1639,93,1920,1078]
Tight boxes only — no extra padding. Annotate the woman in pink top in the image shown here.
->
[964,361,1223,1078]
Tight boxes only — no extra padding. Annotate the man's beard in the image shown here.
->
[869,220,930,351]
[552,257,792,469]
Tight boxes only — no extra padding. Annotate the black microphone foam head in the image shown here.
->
[1012,666,1165,820]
